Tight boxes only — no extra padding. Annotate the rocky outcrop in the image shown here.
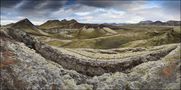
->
[0,27,180,90]
[127,45,181,89]
[87,72,128,89]
[7,28,37,49]
[0,38,93,89]
[3,28,178,76]
[37,44,177,76]
[86,45,180,90]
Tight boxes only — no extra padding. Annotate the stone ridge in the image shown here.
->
[1,27,180,90]
[5,28,178,76]
[0,36,92,90]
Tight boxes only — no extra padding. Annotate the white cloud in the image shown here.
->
[1,20,17,25]
[31,20,45,25]
[75,12,91,16]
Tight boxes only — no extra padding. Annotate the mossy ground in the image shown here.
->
[33,25,181,49]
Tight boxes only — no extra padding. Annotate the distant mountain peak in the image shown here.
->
[139,20,153,24]
[11,18,38,31]
[39,19,82,29]
[61,19,67,22]
[70,19,78,23]
[15,18,34,26]
[138,20,180,26]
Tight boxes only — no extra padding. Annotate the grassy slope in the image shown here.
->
[46,40,67,47]
[35,25,180,49]
[121,26,180,48]
[73,28,107,39]
[12,23,46,36]
[39,28,109,40]
[60,25,180,49]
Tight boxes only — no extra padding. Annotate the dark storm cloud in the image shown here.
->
[1,0,180,16]
[77,0,139,9]
[78,0,114,8]
[0,0,68,21]
[1,0,180,25]
[0,0,141,14]
[1,0,67,12]
[161,1,180,12]
[18,0,66,11]
[1,0,68,17]
[0,0,23,8]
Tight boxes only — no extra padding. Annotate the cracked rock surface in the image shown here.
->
[0,38,92,90]
[0,27,180,90]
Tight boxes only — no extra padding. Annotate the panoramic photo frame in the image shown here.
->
[0,0,181,89]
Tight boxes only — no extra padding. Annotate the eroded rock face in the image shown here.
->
[0,27,180,90]
[0,38,92,90]
[127,45,181,89]
[3,28,178,76]
[87,72,128,90]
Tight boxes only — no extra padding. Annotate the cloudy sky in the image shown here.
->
[1,0,180,25]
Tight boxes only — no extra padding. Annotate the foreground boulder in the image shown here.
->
[0,37,92,89]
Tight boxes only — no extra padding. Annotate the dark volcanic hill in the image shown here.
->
[39,19,83,29]
[11,18,41,34]
[12,18,37,30]
[39,19,115,30]
[138,20,153,25]
[152,21,165,25]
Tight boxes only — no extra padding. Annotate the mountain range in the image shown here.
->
[6,18,181,32]
[138,20,181,26]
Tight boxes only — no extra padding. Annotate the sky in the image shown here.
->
[1,0,180,25]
